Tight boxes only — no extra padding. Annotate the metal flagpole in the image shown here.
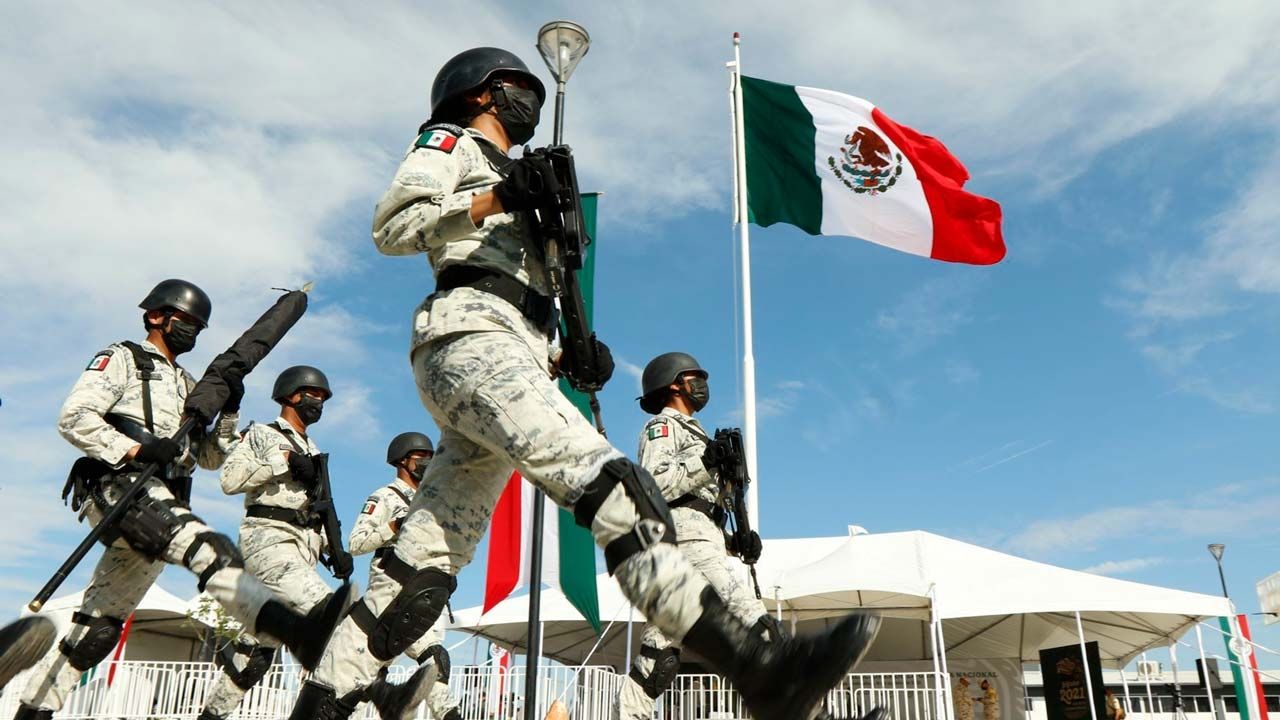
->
[1120,665,1133,720]
[1074,612,1100,720]
[728,32,761,533]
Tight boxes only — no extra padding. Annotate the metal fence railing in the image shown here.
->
[0,661,939,720]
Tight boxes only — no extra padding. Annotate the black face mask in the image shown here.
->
[683,377,710,412]
[293,395,324,426]
[163,317,200,355]
[408,459,430,484]
[493,84,541,145]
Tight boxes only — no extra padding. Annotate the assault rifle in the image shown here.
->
[703,428,762,598]
[526,145,606,435]
[309,453,353,582]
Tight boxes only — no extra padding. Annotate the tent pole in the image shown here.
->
[929,608,945,720]
[937,614,955,720]
[1196,625,1221,720]
[1121,663,1133,719]
[1141,651,1156,720]
[1075,612,1100,720]
[1169,642,1182,720]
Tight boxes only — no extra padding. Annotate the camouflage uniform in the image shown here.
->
[303,127,715,700]
[350,476,460,720]
[617,408,769,720]
[20,340,276,713]
[199,418,339,719]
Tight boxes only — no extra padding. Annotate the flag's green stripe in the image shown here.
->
[1220,616,1251,720]
[742,76,822,234]
[556,192,603,635]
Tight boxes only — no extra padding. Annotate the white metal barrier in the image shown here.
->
[0,662,939,719]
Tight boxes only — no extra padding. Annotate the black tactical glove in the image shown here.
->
[492,154,559,213]
[326,550,354,581]
[222,369,245,414]
[734,530,763,564]
[287,453,318,486]
[136,437,182,466]
[561,337,615,393]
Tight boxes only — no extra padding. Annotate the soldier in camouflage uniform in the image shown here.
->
[347,432,461,720]
[289,48,878,720]
[200,370,436,720]
[14,281,350,720]
[616,352,785,720]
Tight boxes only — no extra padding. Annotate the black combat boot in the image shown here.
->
[0,617,56,691]
[365,663,439,720]
[680,588,881,720]
[196,711,225,720]
[12,704,53,720]
[288,680,360,720]
[815,707,890,720]
[441,710,463,720]
[254,583,355,670]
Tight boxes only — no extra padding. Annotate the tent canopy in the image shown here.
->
[450,529,1231,669]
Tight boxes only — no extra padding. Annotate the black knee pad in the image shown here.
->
[215,642,276,691]
[99,488,191,559]
[572,458,677,574]
[14,704,53,720]
[416,644,452,682]
[756,613,786,643]
[58,612,124,672]
[182,532,243,592]
[630,646,681,699]
[350,563,453,662]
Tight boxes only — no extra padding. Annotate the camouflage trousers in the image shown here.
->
[201,521,339,718]
[21,477,275,711]
[308,326,714,696]
[616,520,769,720]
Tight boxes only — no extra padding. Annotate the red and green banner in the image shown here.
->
[482,194,602,634]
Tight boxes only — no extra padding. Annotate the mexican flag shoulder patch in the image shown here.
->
[86,351,112,372]
[361,499,378,515]
[647,422,670,441]
[415,129,458,153]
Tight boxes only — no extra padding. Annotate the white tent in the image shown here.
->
[450,529,1231,670]
[22,585,213,663]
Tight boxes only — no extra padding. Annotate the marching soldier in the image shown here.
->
[347,432,462,720]
[288,46,878,720]
[616,352,785,720]
[14,281,350,720]
[198,370,436,720]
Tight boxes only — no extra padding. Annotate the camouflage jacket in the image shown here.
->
[220,416,320,512]
[57,339,238,472]
[638,407,723,544]
[348,476,417,556]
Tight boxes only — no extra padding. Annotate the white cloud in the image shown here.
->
[1003,481,1280,558]
[875,278,978,354]
[1081,557,1165,577]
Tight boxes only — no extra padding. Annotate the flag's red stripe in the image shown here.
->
[871,107,1006,265]
[1239,614,1270,720]
[106,613,134,687]
[483,472,524,613]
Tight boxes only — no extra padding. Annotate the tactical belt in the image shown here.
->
[435,265,559,335]
[246,504,321,530]
[670,494,725,526]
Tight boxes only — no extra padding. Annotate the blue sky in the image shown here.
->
[2,1,1279,670]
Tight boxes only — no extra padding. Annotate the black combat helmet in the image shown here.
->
[138,279,212,328]
[386,432,435,465]
[638,352,707,414]
[430,47,546,122]
[272,365,332,402]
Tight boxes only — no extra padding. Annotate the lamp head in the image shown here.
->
[537,20,590,84]
[1208,543,1225,562]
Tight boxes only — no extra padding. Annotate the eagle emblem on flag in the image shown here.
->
[828,126,903,195]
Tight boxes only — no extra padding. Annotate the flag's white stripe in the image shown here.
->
[514,481,561,591]
[795,86,933,257]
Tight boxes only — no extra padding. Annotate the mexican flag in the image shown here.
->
[741,76,1005,265]
[482,194,602,634]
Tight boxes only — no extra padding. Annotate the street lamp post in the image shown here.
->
[1208,543,1229,598]
[521,24,590,720]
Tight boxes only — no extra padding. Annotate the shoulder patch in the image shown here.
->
[647,422,671,441]
[361,499,378,515]
[416,129,458,153]
[86,351,113,372]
